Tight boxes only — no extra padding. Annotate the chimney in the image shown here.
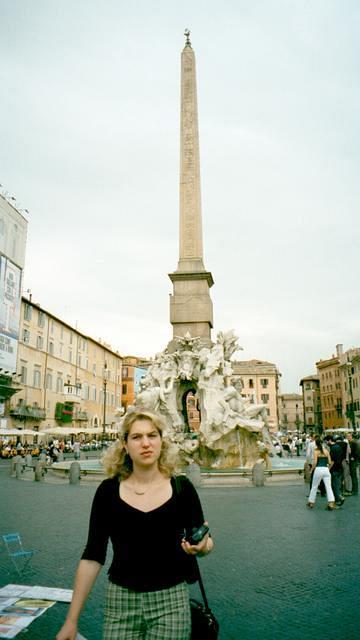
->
[336,344,343,357]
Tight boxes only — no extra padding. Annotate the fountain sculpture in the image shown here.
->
[130,330,272,469]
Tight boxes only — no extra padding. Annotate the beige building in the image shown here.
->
[337,345,360,431]
[299,375,322,433]
[231,360,281,431]
[8,296,123,434]
[278,394,304,432]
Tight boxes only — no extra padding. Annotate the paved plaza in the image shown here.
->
[0,460,359,640]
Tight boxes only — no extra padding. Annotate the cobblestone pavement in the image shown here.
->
[0,461,359,640]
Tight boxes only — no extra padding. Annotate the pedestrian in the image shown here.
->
[337,435,352,495]
[73,440,80,460]
[347,432,359,496]
[307,437,337,510]
[326,436,345,507]
[56,410,213,640]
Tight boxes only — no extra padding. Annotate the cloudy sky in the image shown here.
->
[1,1,359,392]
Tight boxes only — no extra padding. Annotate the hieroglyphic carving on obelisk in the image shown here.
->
[169,31,214,343]
[179,30,203,270]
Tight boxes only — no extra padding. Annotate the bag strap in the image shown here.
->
[174,475,211,612]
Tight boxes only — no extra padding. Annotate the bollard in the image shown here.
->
[80,452,86,460]
[304,462,312,484]
[9,457,17,476]
[34,460,45,482]
[39,452,47,463]
[186,462,202,488]
[25,453,33,469]
[69,461,81,485]
[252,461,265,487]
[15,459,23,479]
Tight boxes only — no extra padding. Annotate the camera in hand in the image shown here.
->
[187,524,210,545]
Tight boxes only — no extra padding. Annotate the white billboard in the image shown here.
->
[0,255,22,372]
[0,195,28,269]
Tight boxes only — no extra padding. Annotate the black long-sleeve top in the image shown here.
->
[81,475,204,591]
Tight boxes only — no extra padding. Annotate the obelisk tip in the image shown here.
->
[184,29,192,48]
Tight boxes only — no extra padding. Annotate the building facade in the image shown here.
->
[299,375,322,433]
[231,360,281,431]
[0,193,28,420]
[121,356,148,411]
[316,345,345,431]
[278,394,304,432]
[7,296,123,434]
[338,345,360,431]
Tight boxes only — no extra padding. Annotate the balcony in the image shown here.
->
[9,405,46,420]
[74,410,88,421]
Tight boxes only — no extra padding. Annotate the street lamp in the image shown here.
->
[102,362,108,445]
[346,361,356,433]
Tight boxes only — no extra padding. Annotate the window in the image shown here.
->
[23,329,30,343]
[38,311,45,327]
[248,379,254,389]
[261,394,269,404]
[36,335,44,350]
[24,304,32,321]
[50,320,54,334]
[260,378,268,388]
[82,383,89,400]
[68,350,72,363]
[49,341,54,355]
[56,376,63,393]
[77,354,81,367]
[122,384,127,395]
[123,367,129,378]
[69,332,73,345]
[93,363,96,376]
[92,386,97,401]
[46,373,53,391]
[20,366,27,384]
[33,369,41,388]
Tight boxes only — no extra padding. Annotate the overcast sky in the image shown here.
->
[1,1,359,392]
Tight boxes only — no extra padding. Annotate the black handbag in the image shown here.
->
[190,568,219,639]
[173,475,219,638]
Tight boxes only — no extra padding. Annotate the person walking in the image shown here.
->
[327,436,345,506]
[56,410,213,640]
[347,432,359,496]
[307,437,337,510]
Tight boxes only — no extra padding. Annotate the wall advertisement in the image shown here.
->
[0,255,22,373]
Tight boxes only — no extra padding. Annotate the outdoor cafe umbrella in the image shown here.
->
[0,428,23,436]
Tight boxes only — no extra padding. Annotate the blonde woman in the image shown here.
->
[56,410,213,640]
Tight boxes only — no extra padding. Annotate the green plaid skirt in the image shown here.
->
[103,580,191,639]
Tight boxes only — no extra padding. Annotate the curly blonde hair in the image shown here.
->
[101,410,178,479]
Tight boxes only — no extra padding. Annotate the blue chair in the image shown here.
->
[2,533,36,575]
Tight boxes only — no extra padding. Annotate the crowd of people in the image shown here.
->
[305,431,359,509]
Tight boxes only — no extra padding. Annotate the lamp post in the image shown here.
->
[102,362,108,446]
[346,361,356,433]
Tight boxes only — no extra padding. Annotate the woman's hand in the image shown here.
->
[181,522,214,556]
[55,618,77,640]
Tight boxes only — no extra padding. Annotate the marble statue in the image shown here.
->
[131,330,270,468]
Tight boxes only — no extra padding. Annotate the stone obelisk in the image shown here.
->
[169,30,214,344]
